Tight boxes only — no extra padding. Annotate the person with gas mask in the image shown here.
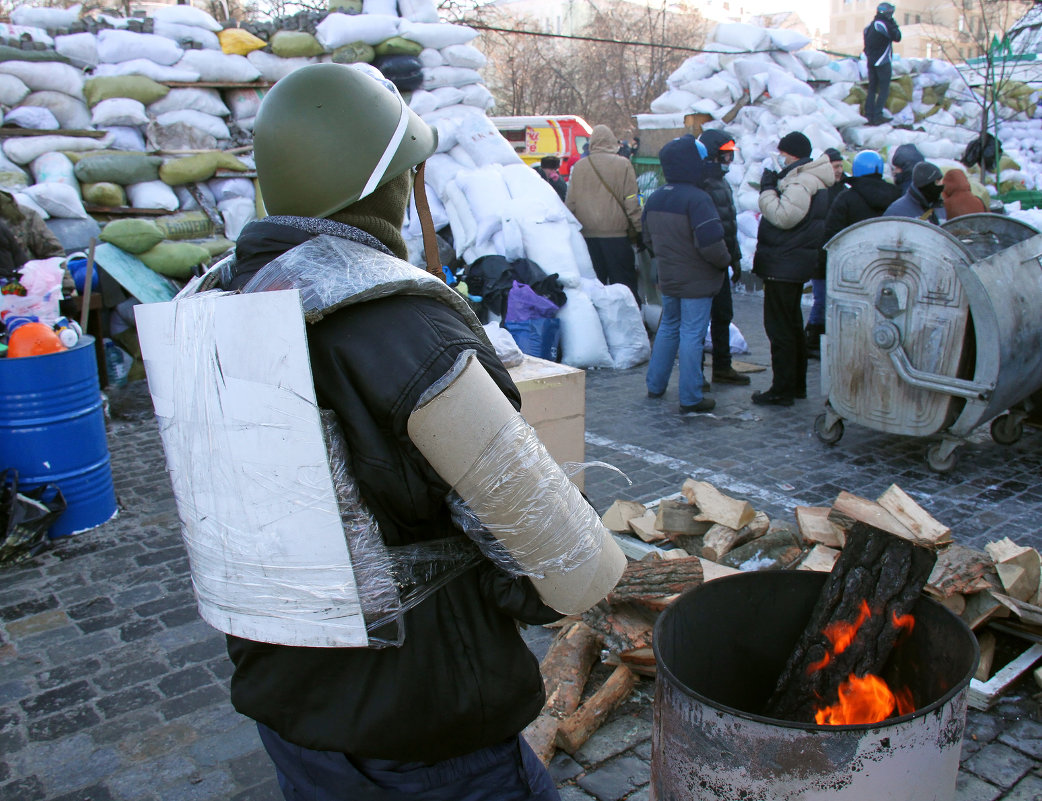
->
[697,128,749,387]
[883,161,946,224]
[863,2,902,125]
[161,63,626,801]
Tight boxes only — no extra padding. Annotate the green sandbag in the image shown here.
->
[83,75,169,108]
[99,218,165,254]
[155,211,215,241]
[921,83,948,106]
[329,0,363,12]
[374,36,423,57]
[189,236,236,257]
[0,45,71,64]
[0,168,29,189]
[844,85,866,105]
[138,241,211,279]
[331,41,375,64]
[270,30,325,58]
[74,152,162,185]
[81,182,126,208]
[159,151,248,185]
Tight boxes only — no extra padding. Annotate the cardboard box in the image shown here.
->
[508,356,585,485]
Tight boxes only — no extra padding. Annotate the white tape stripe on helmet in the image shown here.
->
[359,94,409,201]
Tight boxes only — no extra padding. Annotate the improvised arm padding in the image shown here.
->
[407,351,626,615]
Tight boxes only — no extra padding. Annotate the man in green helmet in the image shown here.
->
[213,63,575,800]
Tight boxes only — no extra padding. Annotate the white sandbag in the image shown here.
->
[767,28,811,52]
[770,51,810,82]
[454,166,510,242]
[3,133,108,165]
[315,13,400,50]
[454,114,518,167]
[23,181,88,219]
[564,224,595,282]
[154,20,221,51]
[821,98,865,129]
[442,180,478,255]
[363,0,397,13]
[764,93,818,117]
[246,50,316,82]
[501,163,567,216]
[149,87,230,117]
[225,87,266,120]
[30,152,78,194]
[461,83,494,110]
[483,322,524,368]
[668,55,716,88]
[11,3,81,29]
[404,187,449,239]
[152,5,223,32]
[0,22,53,47]
[650,89,698,114]
[795,49,830,69]
[729,56,772,86]
[584,279,650,369]
[54,32,98,69]
[174,179,214,212]
[558,286,614,369]
[397,0,440,22]
[519,215,581,280]
[441,44,487,69]
[420,153,459,196]
[431,117,458,153]
[766,67,814,98]
[422,66,482,90]
[0,61,84,98]
[429,85,465,108]
[176,50,261,83]
[418,48,445,68]
[208,177,255,202]
[6,105,59,130]
[711,23,770,52]
[101,125,147,151]
[97,29,184,66]
[96,14,127,29]
[218,196,256,240]
[93,59,199,83]
[128,180,179,211]
[682,74,735,105]
[399,20,477,49]
[155,109,230,140]
[408,89,439,115]
[91,97,148,127]
[0,73,29,107]
[14,191,47,218]
[20,90,91,129]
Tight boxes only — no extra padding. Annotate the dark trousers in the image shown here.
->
[585,236,640,304]
[865,61,892,122]
[258,724,560,801]
[710,276,733,371]
[762,280,807,398]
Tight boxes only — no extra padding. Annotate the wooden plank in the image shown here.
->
[0,127,106,138]
[797,543,841,572]
[628,510,667,543]
[92,242,180,304]
[828,491,922,544]
[601,500,646,532]
[84,205,170,216]
[796,505,846,549]
[681,479,756,530]
[876,484,951,545]
[162,81,274,89]
[967,643,1042,710]
[988,592,1042,627]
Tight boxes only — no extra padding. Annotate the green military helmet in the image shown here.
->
[253,62,438,219]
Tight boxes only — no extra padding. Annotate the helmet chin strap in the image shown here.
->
[413,161,444,282]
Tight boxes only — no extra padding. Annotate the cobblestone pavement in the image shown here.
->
[2,289,1041,801]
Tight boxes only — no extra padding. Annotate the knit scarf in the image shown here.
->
[327,171,411,262]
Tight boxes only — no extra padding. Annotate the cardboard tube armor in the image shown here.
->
[407,351,627,615]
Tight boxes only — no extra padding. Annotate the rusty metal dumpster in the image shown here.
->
[817,214,1042,472]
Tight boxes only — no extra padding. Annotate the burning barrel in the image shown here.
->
[651,571,978,800]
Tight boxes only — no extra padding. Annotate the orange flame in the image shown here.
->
[893,611,915,635]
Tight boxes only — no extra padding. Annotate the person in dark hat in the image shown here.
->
[806,148,847,358]
[534,155,568,201]
[884,160,945,223]
[863,2,902,125]
[752,131,836,406]
[890,143,924,192]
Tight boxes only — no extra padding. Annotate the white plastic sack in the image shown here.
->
[483,322,525,368]
[650,89,698,114]
[770,50,810,82]
[557,286,614,369]
[0,23,52,47]
[767,28,811,52]
[174,179,214,212]
[218,196,256,240]
[152,4,223,31]
[408,89,439,116]
[455,166,511,242]
[585,280,651,369]
[30,152,78,194]
[97,29,184,66]
[91,97,148,127]
[668,56,716,88]
[461,83,494,110]
[14,191,47,218]
[93,59,201,82]
[418,48,445,68]
[3,133,108,165]
[0,60,84,98]
[704,321,750,355]
[397,0,440,23]
[54,32,99,69]
[795,49,830,69]
[398,20,477,49]
[6,105,59,130]
[11,3,81,30]
[519,216,581,283]
[363,0,398,13]
[711,23,771,52]
[149,88,230,117]
[429,85,465,108]
[208,177,255,202]
[422,66,482,90]
[766,68,814,98]
[246,51,316,82]
[441,44,487,69]
[225,87,266,120]
[155,109,230,140]
[176,50,261,83]
[0,73,29,107]
[128,180,179,211]
[454,114,519,167]
[23,181,88,219]
[20,90,91,129]
[154,21,221,51]
[442,180,478,253]
[101,125,147,151]
[420,153,459,196]
[315,13,401,49]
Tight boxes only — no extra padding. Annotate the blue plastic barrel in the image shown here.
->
[0,336,117,537]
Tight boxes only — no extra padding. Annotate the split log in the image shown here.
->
[961,591,1010,630]
[521,714,559,766]
[556,665,637,753]
[607,555,704,608]
[655,498,712,537]
[601,500,647,532]
[681,479,756,530]
[605,647,658,678]
[796,506,846,549]
[629,510,667,543]
[927,543,1000,598]
[581,601,656,654]
[763,521,938,723]
[827,491,917,541]
[876,485,951,545]
[798,544,841,572]
[702,512,769,561]
[974,630,996,682]
[985,538,1042,603]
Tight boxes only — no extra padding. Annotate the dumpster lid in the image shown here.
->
[940,213,1040,261]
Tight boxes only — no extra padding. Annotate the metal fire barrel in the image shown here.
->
[652,571,978,801]
[0,336,117,537]
[819,214,1042,471]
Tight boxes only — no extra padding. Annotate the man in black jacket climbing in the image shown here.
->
[863,2,902,125]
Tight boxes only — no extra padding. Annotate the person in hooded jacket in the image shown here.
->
[566,124,642,302]
[643,134,731,415]
[697,128,749,387]
[884,161,945,223]
[890,143,924,193]
[863,2,901,125]
[806,148,847,358]
[220,64,567,801]
[534,155,568,202]
[942,168,986,219]
[753,132,835,407]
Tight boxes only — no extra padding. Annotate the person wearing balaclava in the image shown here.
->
[220,64,572,800]
[753,131,835,407]
[863,2,902,125]
[884,161,945,224]
[890,143,924,193]
[805,148,847,359]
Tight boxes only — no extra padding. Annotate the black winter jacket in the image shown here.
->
[864,13,901,66]
[224,218,561,763]
[700,163,741,269]
[818,175,901,274]
[754,157,832,284]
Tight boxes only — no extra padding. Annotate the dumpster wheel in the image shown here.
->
[814,413,844,445]
[926,443,959,473]
[990,414,1024,446]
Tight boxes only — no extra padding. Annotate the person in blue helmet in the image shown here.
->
[643,134,730,415]
[863,2,902,125]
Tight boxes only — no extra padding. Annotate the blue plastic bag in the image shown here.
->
[503,318,561,362]
[505,280,559,322]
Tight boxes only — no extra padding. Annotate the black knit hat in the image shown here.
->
[825,147,843,163]
[778,132,812,159]
[912,161,943,188]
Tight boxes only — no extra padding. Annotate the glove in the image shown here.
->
[731,263,742,284]
[760,169,779,191]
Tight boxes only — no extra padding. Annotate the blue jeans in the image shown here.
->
[258,724,560,801]
[646,294,713,407]
[808,278,826,327]
[866,61,892,121]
